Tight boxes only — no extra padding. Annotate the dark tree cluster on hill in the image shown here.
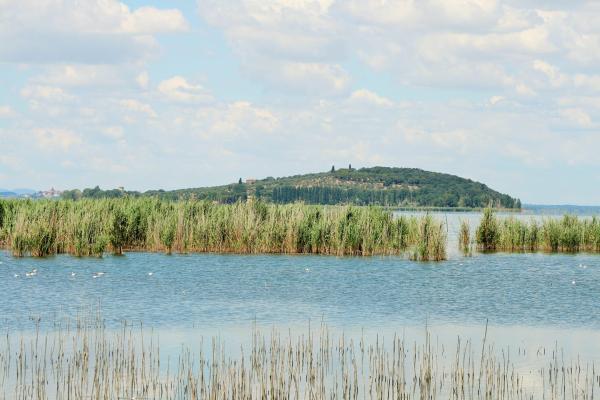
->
[60,167,521,209]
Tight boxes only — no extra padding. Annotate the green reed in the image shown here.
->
[409,214,447,261]
[458,219,472,256]
[475,208,600,253]
[0,198,447,259]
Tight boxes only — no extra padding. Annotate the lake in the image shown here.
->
[1,210,600,398]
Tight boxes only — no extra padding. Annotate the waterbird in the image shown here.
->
[148,272,154,276]
[304,268,310,272]
[71,272,76,277]
[13,274,19,278]
[572,280,576,285]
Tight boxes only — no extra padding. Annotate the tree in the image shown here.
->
[331,165,335,172]
[348,164,352,170]
[238,177,242,184]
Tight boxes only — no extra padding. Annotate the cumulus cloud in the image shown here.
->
[158,76,213,103]
[102,126,125,139]
[560,108,592,128]
[120,99,157,118]
[0,0,188,64]
[33,128,81,151]
[31,65,127,87]
[269,62,350,95]
[136,71,150,89]
[206,101,279,137]
[197,0,600,102]
[0,106,15,118]
[348,89,393,107]
[21,85,73,102]
[2,1,600,203]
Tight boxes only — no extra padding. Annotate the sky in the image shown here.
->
[1,0,599,204]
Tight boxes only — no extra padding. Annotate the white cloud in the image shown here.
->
[103,126,125,139]
[0,106,15,118]
[201,101,280,138]
[489,95,505,105]
[158,76,213,103]
[21,85,73,102]
[33,128,81,151]
[31,65,128,87]
[120,6,189,34]
[0,0,188,64]
[120,99,157,118]
[198,0,600,101]
[560,108,592,128]
[0,0,187,35]
[136,71,150,89]
[278,62,349,94]
[348,89,393,107]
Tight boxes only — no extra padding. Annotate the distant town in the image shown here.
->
[0,187,62,199]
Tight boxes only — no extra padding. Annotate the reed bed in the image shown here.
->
[0,198,447,260]
[0,319,597,399]
[475,208,600,253]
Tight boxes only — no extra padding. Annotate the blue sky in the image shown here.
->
[1,0,600,204]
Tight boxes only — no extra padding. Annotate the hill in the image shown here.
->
[62,167,521,209]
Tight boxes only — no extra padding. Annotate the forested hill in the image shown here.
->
[62,167,521,209]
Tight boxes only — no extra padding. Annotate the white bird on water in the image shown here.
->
[71,272,76,277]
[572,280,576,285]
[93,272,105,279]
[14,274,19,278]
[148,272,154,276]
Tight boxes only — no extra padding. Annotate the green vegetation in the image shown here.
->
[476,208,500,251]
[475,208,600,253]
[458,219,472,256]
[411,214,446,261]
[61,166,521,209]
[0,198,447,260]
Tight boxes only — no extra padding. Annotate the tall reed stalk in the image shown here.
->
[475,208,600,253]
[0,317,596,399]
[0,198,447,260]
[458,219,472,256]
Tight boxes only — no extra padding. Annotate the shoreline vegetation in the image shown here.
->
[0,198,447,261]
[475,208,600,253]
[2,198,600,259]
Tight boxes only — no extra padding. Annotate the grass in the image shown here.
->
[458,219,472,256]
[0,198,447,260]
[475,207,600,253]
[0,317,596,399]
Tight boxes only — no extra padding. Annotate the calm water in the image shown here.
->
[1,250,598,331]
[3,210,600,397]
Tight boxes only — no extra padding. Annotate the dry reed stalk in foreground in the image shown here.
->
[0,319,596,399]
